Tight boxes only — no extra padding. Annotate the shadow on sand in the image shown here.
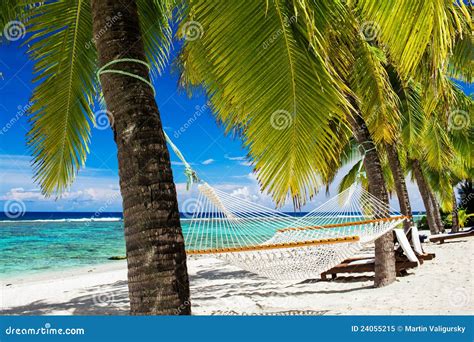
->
[3,265,398,315]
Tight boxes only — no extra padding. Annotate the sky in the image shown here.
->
[0,36,470,214]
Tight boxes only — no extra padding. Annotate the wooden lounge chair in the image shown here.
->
[429,227,474,244]
[321,229,420,280]
[410,225,435,261]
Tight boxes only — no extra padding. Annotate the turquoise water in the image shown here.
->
[0,214,424,278]
[0,220,127,278]
[0,217,281,277]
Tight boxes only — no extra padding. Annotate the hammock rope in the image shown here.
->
[97,58,199,189]
[97,58,407,281]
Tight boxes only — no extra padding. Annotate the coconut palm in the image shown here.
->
[178,0,471,286]
[454,209,474,228]
[1,0,191,315]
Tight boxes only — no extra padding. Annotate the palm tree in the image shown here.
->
[2,0,190,314]
[177,0,470,287]
[179,0,472,286]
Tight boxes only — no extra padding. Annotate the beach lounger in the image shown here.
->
[429,228,474,244]
[410,225,435,260]
[320,257,419,280]
[320,230,419,280]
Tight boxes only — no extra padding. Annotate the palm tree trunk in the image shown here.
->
[348,111,396,288]
[385,144,413,232]
[430,192,445,233]
[411,159,440,235]
[451,189,460,233]
[91,0,190,315]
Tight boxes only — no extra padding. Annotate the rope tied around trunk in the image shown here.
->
[97,58,199,189]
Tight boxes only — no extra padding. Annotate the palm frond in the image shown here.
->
[137,0,178,77]
[397,81,425,154]
[25,0,97,195]
[0,1,45,43]
[422,119,454,171]
[357,0,468,80]
[178,0,351,207]
[350,40,400,143]
[448,33,474,83]
[338,159,364,193]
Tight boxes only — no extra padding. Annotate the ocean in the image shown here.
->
[0,211,425,278]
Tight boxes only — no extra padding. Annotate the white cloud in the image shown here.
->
[1,187,44,201]
[171,161,195,166]
[1,186,120,203]
[201,158,215,165]
[239,161,253,166]
[224,154,246,161]
[0,154,427,213]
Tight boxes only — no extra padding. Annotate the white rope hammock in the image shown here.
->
[164,133,407,281]
[182,183,407,281]
[96,60,406,281]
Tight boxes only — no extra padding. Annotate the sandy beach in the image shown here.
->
[1,237,472,316]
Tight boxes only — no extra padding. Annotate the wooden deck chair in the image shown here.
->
[411,225,435,260]
[429,227,474,244]
[320,230,419,280]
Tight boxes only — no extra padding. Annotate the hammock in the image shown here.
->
[183,182,407,280]
[96,58,407,281]
[163,131,406,281]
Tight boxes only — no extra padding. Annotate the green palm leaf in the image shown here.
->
[178,0,351,207]
[350,41,400,144]
[137,0,178,77]
[18,0,176,196]
[357,0,468,80]
[26,0,97,196]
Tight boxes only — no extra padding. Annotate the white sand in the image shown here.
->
[1,238,473,315]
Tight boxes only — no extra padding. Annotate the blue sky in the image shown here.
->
[0,39,470,213]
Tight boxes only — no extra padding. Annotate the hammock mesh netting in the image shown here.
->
[183,183,407,280]
[95,58,407,281]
